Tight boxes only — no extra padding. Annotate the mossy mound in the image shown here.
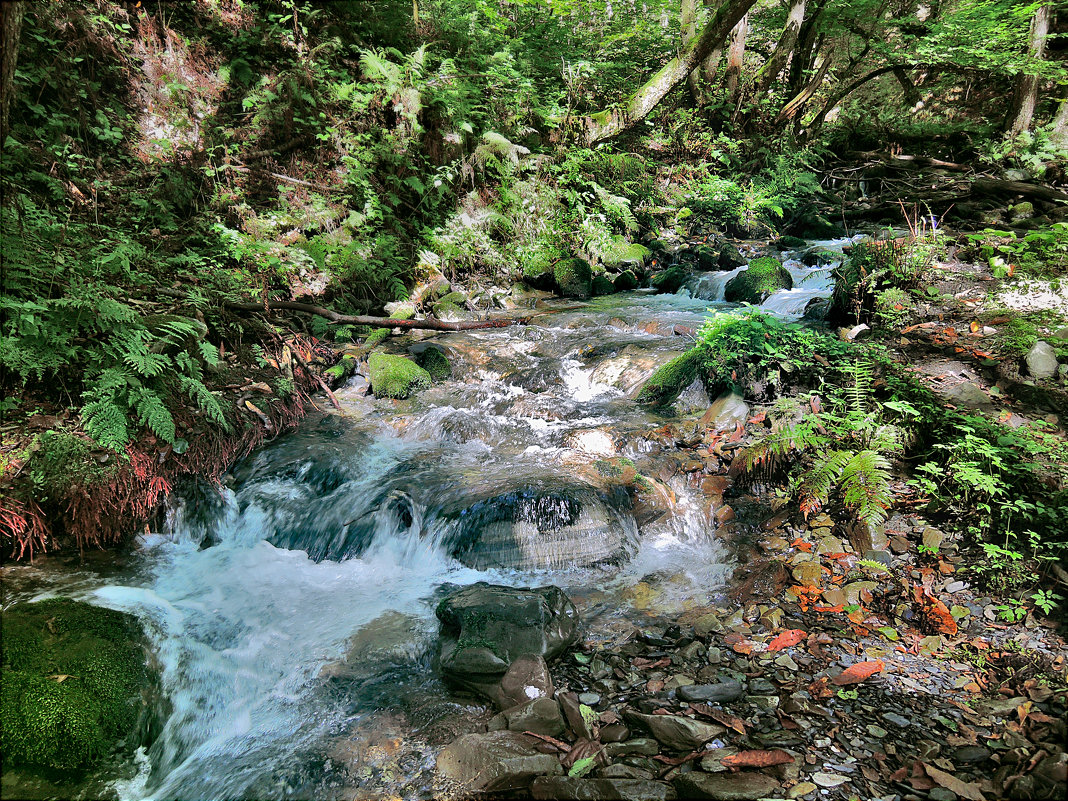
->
[776,235,808,250]
[635,349,704,408]
[649,266,688,294]
[598,236,651,272]
[695,244,719,270]
[520,248,559,290]
[724,256,793,304]
[415,346,452,381]
[553,258,592,299]
[432,292,469,321]
[1,598,156,772]
[368,353,432,399]
[614,270,639,292]
[591,274,617,296]
[718,243,747,269]
[365,305,416,348]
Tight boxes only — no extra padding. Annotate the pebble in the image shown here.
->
[929,789,958,801]
[748,677,776,695]
[866,724,888,738]
[811,772,849,787]
[749,695,780,710]
[882,712,911,728]
[787,781,817,798]
[945,580,966,593]
[578,692,600,706]
[706,647,722,664]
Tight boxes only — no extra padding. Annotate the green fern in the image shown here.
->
[132,388,176,443]
[839,449,893,525]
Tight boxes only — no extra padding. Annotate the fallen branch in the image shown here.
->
[971,177,1068,204]
[224,299,526,331]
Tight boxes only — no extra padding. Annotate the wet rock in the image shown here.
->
[718,244,747,270]
[436,730,563,793]
[624,712,726,751]
[724,256,792,304]
[731,559,791,603]
[673,771,780,800]
[790,561,823,587]
[368,353,432,399]
[499,655,555,709]
[600,723,631,743]
[1025,341,1059,380]
[862,549,892,567]
[954,746,992,764]
[497,697,566,737]
[601,764,654,780]
[882,712,911,728]
[531,776,676,801]
[678,680,744,704]
[693,612,725,638]
[604,738,660,757]
[436,583,579,704]
[559,691,597,739]
[700,391,750,430]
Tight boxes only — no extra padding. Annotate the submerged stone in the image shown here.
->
[437,730,563,793]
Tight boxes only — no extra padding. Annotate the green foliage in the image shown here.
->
[963,223,1068,277]
[1,598,151,771]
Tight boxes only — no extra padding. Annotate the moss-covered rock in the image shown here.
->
[591,274,616,296]
[649,266,688,294]
[776,235,808,250]
[614,270,639,292]
[368,353,432,399]
[324,354,359,384]
[724,256,793,304]
[520,249,559,290]
[415,346,451,381]
[1,598,158,772]
[597,236,651,273]
[365,305,416,348]
[432,291,469,322]
[718,243,747,269]
[553,258,592,299]
[1009,201,1035,222]
[695,244,719,270]
[635,349,704,409]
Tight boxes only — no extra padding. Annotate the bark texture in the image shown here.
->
[577,0,759,144]
[1,0,26,148]
[754,0,807,96]
[1006,3,1050,136]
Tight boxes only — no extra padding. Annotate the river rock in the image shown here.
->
[624,712,726,751]
[718,244,747,270]
[436,583,579,703]
[604,738,660,757]
[494,697,566,737]
[498,654,555,708]
[436,730,563,793]
[724,256,792,304]
[531,776,676,801]
[672,771,780,800]
[677,680,744,704]
[700,391,749,430]
[1025,341,1059,379]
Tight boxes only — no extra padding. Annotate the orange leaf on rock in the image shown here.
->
[832,660,885,685]
[768,629,807,651]
[924,597,958,635]
[721,749,794,768]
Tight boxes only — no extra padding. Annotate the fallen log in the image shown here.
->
[224,299,526,331]
[971,178,1068,204]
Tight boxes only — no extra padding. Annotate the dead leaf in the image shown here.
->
[707,710,747,735]
[831,660,885,685]
[923,763,986,800]
[721,749,794,768]
[768,629,807,651]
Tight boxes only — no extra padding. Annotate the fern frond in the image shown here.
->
[82,398,130,451]
[839,449,893,525]
[178,376,230,431]
[797,449,852,518]
[132,388,176,443]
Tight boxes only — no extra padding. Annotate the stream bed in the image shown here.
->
[1,240,854,800]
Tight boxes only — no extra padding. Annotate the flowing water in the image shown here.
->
[2,240,857,800]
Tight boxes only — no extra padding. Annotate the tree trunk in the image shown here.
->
[0,1,26,148]
[1052,96,1068,152]
[807,64,903,132]
[724,13,748,112]
[754,0,807,96]
[893,67,922,111]
[1006,3,1050,136]
[776,48,832,124]
[788,0,825,94]
[682,0,723,107]
[575,0,758,144]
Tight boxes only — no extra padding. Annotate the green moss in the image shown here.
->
[27,431,116,505]
[415,347,451,381]
[325,355,358,382]
[649,266,688,294]
[695,244,719,270]
[723,256,793,303]
[554,258,592,299]
[520,247,562,290]
[614,270,638,291]
[592,275,616,296]
[0,598,151,772]
[364,305,416,348]
[635,349,704,408]
[598,236,651,271]
[777,235,807,249]
[368,352,432,399]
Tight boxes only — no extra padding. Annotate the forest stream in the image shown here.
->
[2,241,848,800]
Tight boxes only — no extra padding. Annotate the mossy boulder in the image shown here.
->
[520,249,560,290]
[635,349,705,409]
[776,235,808,250]
[415,346,452,381]
[368,352,432,399]
[1009,201,1035,222]
[1,598,159,772]
[718,243,747,269]
[553,258,592,299]
[591,274,616,296]
[433,291,470,321]
[724,256,793,304]
[695,244,719,270]
[365,305,416,348]
[649,266,689,294]
[614,270,639,292]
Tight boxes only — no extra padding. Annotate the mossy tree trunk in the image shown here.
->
[0,0,25,149]
[1006,2,1050,136]
[753,0,807,97]
[576,0,759,145]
